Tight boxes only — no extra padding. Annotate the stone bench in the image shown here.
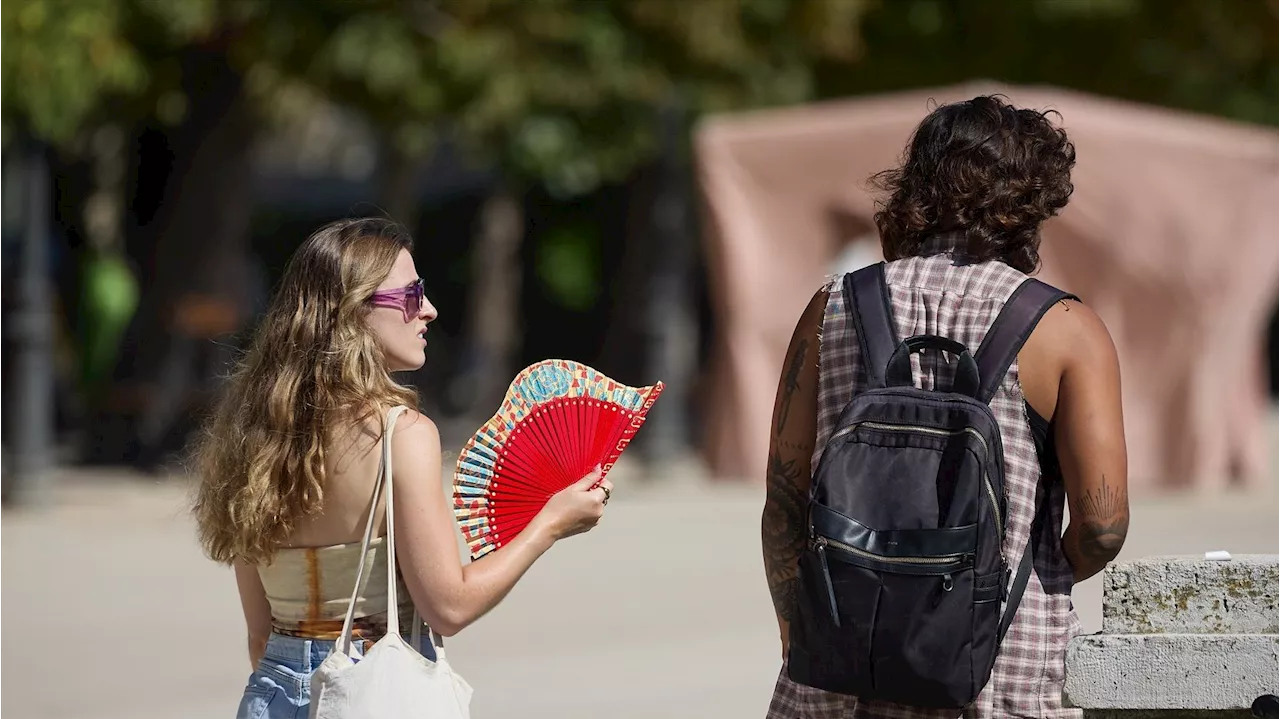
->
[1064,554,1279,718]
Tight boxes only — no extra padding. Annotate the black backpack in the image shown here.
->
[786,263,1075,709]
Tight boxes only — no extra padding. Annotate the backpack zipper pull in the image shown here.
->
[814,537,842,628]
[930,572,955,608]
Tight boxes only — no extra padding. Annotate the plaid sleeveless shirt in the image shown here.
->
[768,250,1082,719]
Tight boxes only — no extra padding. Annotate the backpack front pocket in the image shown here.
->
[815,534,978,707]
[791,544,882,696]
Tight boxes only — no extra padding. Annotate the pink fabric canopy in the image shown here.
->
[694,82,1278,493]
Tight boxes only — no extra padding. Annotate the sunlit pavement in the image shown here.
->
[4,438,1276,719]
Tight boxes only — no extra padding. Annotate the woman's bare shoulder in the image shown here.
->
[391,408,442,453]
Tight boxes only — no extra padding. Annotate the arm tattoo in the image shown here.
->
[1076,473,1128,563]
[774,339,809,433]
[1079,473,1124,517]
[763,450,808,622]
[763,325,815,623]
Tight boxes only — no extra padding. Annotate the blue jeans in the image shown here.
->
[235,632,439,719]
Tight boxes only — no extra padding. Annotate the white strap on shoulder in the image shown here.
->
[381,409,442,655]
[381,405,408,638]
[334,405,407,657]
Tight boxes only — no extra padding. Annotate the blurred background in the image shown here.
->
[1,1,1276,718]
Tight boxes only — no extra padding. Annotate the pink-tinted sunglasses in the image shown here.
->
[368,278,425,322]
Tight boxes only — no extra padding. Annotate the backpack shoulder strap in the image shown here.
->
[844,263,899,390]
[975,278,1078,642]
[973,278,1079,405]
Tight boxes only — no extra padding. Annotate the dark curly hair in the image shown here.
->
[872,95,1076,274]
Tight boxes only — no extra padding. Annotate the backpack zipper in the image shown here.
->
[814,537,842,627]
[814,535,972,567]
[826,421,1004,546]
[812,536,974,626]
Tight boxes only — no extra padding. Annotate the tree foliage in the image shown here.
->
[1,0,871,194]
[2,0,147,143]
[814,0,1278,126]
[3,0,1276,193]
[427,0,871,194]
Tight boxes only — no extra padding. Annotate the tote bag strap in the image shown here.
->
[380,407,444,656]
[335,405,409,657]
[380,406,409,640]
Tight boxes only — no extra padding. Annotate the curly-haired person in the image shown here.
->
[761,96,1128,719]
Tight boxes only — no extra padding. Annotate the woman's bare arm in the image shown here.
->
[233,561,274,669]
[761,288,825,656]
[390,411,604,636]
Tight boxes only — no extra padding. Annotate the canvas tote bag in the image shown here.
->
[310,405,473,719]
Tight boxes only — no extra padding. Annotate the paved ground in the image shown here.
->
[3,448,1276,719]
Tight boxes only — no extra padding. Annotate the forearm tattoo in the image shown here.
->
[1076,473,1128,563]
[762,339,813,622]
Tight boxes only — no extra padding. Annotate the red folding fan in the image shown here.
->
[452,360,664,560]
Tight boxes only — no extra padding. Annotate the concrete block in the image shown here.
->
[1064,633,1279,711]
[1102,555,1279,635]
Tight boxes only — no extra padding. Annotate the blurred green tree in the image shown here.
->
[2,0,1275,462]
[418,0,870,196]
[811,0,1278,126]
[1,0,873,458]
[9,0,1268,196]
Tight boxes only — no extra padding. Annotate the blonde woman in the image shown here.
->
[192,218,611,719]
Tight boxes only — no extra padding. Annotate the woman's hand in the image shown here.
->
[531,465,612,541]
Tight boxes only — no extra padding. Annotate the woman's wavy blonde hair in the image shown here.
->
[192,217,418,566]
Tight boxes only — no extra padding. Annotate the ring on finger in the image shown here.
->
[601,486,612,504]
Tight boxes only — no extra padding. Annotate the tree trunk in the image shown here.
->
[1,142,56,504]
[640,161,699,470]
[90,44,257,467]
[377,143,424,230]
[601,103,699,473]
[598,165,658,387]
[456,187,524,418]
